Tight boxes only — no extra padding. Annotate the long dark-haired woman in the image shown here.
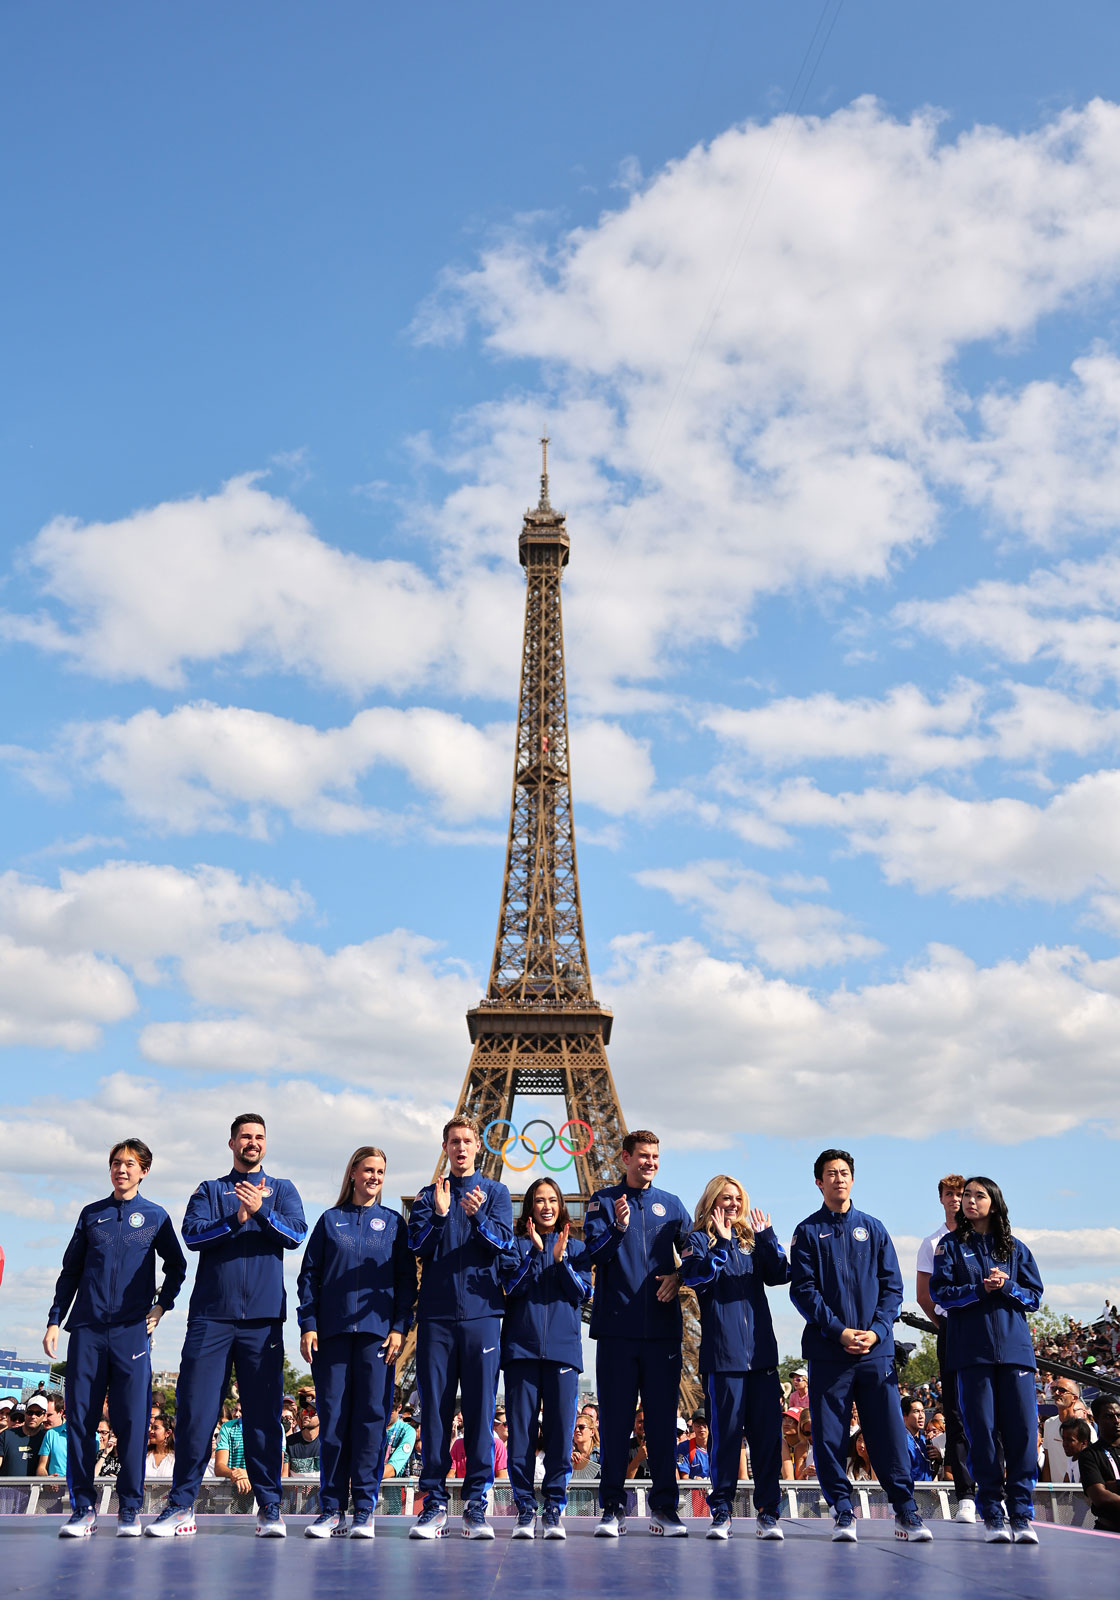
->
[679,1174,791,1540]
[500,1177,592,1541]
[296,1146,416,1538]
[929,1175,1043,1545]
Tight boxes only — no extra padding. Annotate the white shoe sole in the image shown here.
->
[594,1522,622,1538]
[756,1525,784,1540]
[462,1525,495,1540]
[511,1525,535,1540]
[145,1517,196,1538]
[349,1524,375,1539]
[543,1526,566,1540]
[832,1527,858,1543]
[117,1523,141,1538]
[256,1523,287,1538]
[706,1523,731,1540]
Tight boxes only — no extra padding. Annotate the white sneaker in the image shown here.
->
[255,1505,287,1537]
[954,1497,977,1524]
[145,1506,196,1538]
[59,1509,97,1539]
[595,1510,626,1538]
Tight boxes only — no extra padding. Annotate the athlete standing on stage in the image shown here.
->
[297,1145,416,1539]
[680,1174,789,1541]
[408,1115,514,1540]
[584,1129,691,1538]
[929,1175,1044,1544]
[45,1138,186,1538]
[500,1177,592,1541]
[146,1113,306,1539]
[789,1148,930,1544]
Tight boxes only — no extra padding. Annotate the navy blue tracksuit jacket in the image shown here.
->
[49,1192,186,1513]
[584,1181,691,1515]
[790,1202,915,1515]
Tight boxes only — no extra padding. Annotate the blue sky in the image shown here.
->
[3,2,1120,1366]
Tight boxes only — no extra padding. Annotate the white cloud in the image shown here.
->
[896,552,1120,688]
[755,769,1120,900]
[704,683,986,776]
[8,103,1120,703]
[1018,1228,1120,1267]
[12,702,657,837]
[603,935,1120,1144]
[0,862,475,1080]
[636,859,882,969]
[940,349,1120,545]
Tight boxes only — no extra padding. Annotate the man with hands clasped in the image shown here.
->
[407,1116,514,1540]
[45,1137,186,1538]
[146,1113,306,1539]
[584,1128,691,1538]
[790,1148,930,1545]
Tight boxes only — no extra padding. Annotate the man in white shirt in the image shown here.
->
[914,1172,976,1522]
[1042,1381,1095,1482]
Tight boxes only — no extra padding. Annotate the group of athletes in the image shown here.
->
[42,1111,1055,1544]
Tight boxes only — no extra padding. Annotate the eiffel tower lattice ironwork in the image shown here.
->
[398,444,702,1409]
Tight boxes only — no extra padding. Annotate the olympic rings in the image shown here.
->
[482,1117,594,1173]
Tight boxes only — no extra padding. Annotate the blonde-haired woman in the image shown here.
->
[680,1175,790,1541]
[296,1146,416,1538]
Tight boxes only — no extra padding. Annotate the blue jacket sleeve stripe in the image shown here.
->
[563,1257,592,1301]
[264,1211,306,1245]
[183,1218,234,1248]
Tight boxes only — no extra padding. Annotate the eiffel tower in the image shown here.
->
[399,444,700,1405]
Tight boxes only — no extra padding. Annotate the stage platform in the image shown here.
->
[4,1515,1116,1600]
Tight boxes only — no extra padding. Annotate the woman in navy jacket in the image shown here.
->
[680,1174,790,1541]
[500,1177,592,1540]
[928,1175,1043,1545]
[297,1145,416,1539]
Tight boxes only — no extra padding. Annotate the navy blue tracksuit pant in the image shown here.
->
[808,1356,916,1515]
[596,1336,682,1515]
[65,1323,151,1513]
[957,1364,1038,1521]
[504,1358,580,1512]
[312,1332,395,1514]
[416,1315,502,1508]
[170,1317,284,1509]
[705,1368,783,1516]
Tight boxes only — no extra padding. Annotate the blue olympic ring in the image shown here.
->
[482,1117,594,1173]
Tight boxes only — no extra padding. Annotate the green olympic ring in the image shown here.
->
[482,1117,594,1173]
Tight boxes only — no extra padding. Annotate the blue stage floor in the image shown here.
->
[3,1515,1116,1599]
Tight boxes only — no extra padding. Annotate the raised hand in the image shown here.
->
[749,1207,771,1233]
[711,1203,731,1241]
[553,1223,570,1263]
[433,1176,451,1217]
[527,1219,545,1251]
[460,1184,486,1217]
[614,1194,630,1231]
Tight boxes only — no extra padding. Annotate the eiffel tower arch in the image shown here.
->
[399,444,701,1408]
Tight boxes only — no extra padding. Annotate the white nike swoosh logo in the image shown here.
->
[132,1352,146,1360]
[483,1347,496,1354]
[269,1342,278,1349]
[559,1368,573,1374]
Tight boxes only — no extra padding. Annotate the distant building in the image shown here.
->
[0,1348,52,1401]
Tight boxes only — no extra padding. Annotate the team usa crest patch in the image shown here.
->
[853,1226,869,1241]
[371,1218,386,1230]
[129,1212,145,1228]
[651,1203,666,1217]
